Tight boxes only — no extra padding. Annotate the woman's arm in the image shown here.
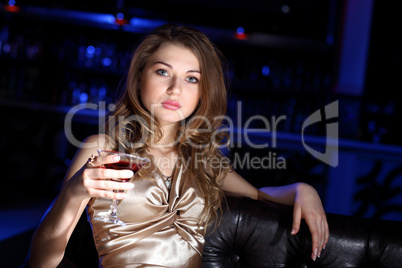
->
[221,170,296,204]
[222,170,329,261]
[29,134,134,267]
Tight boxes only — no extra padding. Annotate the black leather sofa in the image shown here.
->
[202,197,402,268]
[22,196,402,267]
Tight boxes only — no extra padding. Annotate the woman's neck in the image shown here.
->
[151,121,179,149]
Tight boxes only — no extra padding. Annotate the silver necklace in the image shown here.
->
[161,173,173,189]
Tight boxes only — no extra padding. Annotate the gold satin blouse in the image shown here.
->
[87,164,206,267]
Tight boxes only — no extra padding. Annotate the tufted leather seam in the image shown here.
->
[300,219,309,267]
[230,197,243,264]
[367,218,372,267]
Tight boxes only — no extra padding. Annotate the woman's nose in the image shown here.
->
[167,77,181,95]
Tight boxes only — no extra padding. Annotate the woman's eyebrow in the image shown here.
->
[153,61,200,74]
[187,69,201,74]
[152,61,173,69]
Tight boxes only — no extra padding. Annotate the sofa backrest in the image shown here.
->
[202,196,402,268]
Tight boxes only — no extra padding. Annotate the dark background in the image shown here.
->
[0,0,401,267]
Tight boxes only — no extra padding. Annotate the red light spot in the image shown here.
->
[115,18,128,26]
[4,5,20,12]
[234,33,249,40]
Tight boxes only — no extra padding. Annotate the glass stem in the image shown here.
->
[109,198,118,218]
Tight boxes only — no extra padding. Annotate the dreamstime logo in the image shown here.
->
[63,100,339,168]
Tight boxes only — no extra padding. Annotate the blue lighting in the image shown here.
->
[80,92,88,103]
[23,7,117,25]
[326,35,334,45]
[129,17,165,29]
[236,27,245,35]
[72,88,80,98]
[102,57,112,66]
[368,121,376,133]
[262,65,270,76]
[86,45,95,55]
[116,12,124,20]
[99,87,107,99]
[8,0,15,7]
[64,158,71,166]
[2,43,11,54]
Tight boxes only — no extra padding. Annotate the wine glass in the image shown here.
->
[94,149,150,225]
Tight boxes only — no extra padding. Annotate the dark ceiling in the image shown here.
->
[5,0,339,41]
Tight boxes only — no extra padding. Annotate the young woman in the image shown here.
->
[29,24,328,267]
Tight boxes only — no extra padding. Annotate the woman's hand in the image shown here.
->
[222,171,329,261]
[290,183,329,261]
[64,153,135,201]
[29,135,137,268]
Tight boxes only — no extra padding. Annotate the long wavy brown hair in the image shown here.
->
[105,23,231,232]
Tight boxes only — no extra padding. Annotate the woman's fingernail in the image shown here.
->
[291,229,296,235]
[112,155,120,161]
[323,244,326,250]
[313,248,318,261]
[127,183,134,189]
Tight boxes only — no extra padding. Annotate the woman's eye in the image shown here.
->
[187,77,199,83]
[156,69,168,76]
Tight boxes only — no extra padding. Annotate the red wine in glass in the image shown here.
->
[94,150,150,225]
[104,161,143,181]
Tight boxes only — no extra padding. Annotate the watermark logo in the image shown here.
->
[301,100,339,167]
[63,100,339,168]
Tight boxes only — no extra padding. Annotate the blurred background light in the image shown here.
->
[262,65,271,76]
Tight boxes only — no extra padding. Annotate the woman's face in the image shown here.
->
[139,42,201,126]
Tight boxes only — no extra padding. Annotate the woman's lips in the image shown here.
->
[161,100,182,111]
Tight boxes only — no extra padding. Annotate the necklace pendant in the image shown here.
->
[165,177,172,190]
